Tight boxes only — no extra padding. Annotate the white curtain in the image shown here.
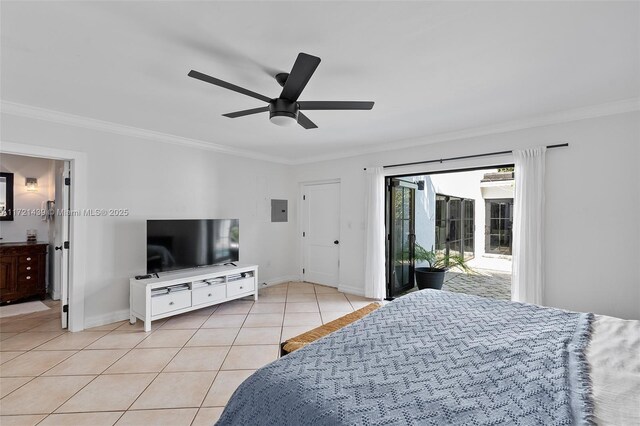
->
[364,167,386,300]
[512,146,547,305]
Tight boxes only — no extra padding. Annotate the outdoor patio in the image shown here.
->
[442,268,511,301]
[398,256,511,300]
[441,256,511,300]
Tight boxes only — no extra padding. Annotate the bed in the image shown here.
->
[216,290,640,425]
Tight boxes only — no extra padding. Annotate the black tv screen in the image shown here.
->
[146,219,239,273]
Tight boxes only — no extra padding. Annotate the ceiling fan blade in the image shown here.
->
[188,70,272,103]
[279,53,321,102]
[223,106,269,118]
[297,112,318,129]
[298,101,374,110]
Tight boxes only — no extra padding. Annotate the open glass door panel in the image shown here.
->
[386,178,417,299]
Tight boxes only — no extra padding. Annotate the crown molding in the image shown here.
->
[0,100,291,165]
[2,97,637,166]
[288,97,640,165]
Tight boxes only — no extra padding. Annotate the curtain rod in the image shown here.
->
[363,143,568,170]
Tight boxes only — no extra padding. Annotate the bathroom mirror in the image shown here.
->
[0,172,14,221]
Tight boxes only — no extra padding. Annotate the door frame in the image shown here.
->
[298,178,341,286]
[1,141,87,331]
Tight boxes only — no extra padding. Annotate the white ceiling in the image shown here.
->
[1,1,638,162]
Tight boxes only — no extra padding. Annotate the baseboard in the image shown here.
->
[259,275,301,288]
[337,284,366,297]
[83,309,130,330]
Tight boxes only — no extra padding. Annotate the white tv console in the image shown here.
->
[129,263,258,332]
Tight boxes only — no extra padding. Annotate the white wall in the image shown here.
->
[414,176,436,259]
[431,171,488,201]
[0,153,55,243]
[2,110,638,323]
[1,114,298,327]
[293,111,640,320]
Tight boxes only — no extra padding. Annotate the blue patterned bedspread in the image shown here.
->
[217,290,594,426]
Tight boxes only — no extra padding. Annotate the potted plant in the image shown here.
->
[414,243,472,290]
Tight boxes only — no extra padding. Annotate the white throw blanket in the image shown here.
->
[588,315,640,425]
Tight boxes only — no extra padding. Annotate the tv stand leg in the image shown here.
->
[129,315,136,325]
[144,311,152,332]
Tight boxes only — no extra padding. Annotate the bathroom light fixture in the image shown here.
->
[25,177,38,192]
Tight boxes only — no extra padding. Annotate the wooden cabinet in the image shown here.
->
[0,255,18,299]
[0,243,47,303]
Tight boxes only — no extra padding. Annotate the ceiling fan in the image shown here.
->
[188,52,374,129]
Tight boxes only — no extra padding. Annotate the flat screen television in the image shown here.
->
[146,219,239,273]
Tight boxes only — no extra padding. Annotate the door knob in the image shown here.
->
[334,240,339,244]
[55,246,63,251]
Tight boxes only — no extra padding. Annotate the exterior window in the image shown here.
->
[485,199,513,255]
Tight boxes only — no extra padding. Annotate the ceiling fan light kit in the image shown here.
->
[188,52,374,129]
[270,114,297,127]
[269,98,298,127]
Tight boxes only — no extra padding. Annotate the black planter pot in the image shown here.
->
[415,267,446,290]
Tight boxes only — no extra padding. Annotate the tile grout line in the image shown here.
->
[274,282,288,358]
[314,284,324,325]
[33,410,127,426]
[190,407,203,426]
[0,309,60,330]
[0,375,37,405]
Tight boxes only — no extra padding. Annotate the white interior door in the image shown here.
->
[302,182,340,287]
[53,161,70,328]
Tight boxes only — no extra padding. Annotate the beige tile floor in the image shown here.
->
[0,282,375,425]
